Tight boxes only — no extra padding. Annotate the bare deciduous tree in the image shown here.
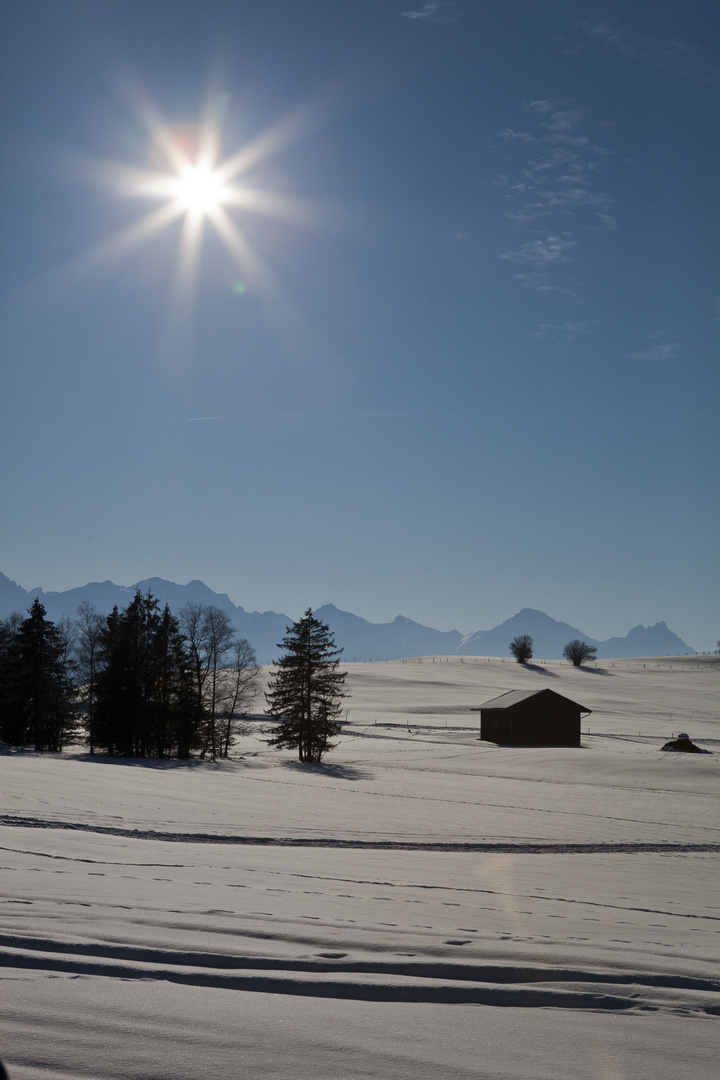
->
[509,634,533,664]
[180,603,236,760]
[55,616,78,749]
[563,639,598,667]
[75,600,104,753]
[180,602,210,735]
[218,638,260,757]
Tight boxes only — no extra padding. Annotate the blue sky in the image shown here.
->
[1,0,718,650]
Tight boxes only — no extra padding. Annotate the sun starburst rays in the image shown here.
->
[16,93,338,379]
[172,206,206,308]
[71,97,320,314]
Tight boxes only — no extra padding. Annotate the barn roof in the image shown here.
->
[478,688,591,713]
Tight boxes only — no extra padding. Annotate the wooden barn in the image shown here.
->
[478,688,591,747]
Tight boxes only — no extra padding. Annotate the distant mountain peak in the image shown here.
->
[0,572,697,660]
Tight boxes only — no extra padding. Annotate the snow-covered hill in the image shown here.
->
[1,656,717,1079]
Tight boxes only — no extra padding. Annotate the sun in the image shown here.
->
[61,92,322,331]
[173,164,226,215]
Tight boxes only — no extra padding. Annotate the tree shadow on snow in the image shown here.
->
[522,663,560,677]
[73,754,225,770]
[284,760,373,781]
[576,665,616,676]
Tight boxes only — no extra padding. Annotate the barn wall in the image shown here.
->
[480,710,504,743]
[481,699,581,746]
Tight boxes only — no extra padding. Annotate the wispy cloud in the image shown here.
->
[542,107,585,134]
[628,331,679,362]
[499,128,536,144]
[524,100,555,115]
[498,108,614,225]
[532,321,588,343]
[494,100,616,292]
[402,2,462,24]
[512,273,570,294]
[578,19,719,85]
[500,235,576,266]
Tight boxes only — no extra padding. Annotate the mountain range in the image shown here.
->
[0,573,696,663]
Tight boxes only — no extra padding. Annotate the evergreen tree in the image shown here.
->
[94,605,123,755]
[0,599,75,751]
[0,613,22,741]
[152,604,197,759]
[266,609,347,763]
[94,591,196,758]
[96,593,156,757]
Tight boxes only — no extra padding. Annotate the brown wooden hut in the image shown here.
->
[478,688,590,747]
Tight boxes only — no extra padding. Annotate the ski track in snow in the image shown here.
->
[2,932,718,1011]
[1,815,718,853]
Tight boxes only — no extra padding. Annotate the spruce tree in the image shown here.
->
[0,613,22,743]
[0,599,75,751]
[266,609,347,763]
[94,591,197,758]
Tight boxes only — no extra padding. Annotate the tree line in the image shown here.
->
[0,592,260,758]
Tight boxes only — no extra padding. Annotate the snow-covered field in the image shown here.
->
[2,657,718,1079]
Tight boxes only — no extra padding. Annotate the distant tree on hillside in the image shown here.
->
[509,634,533,664]
[563,639,598,667]
[266,609,347,763]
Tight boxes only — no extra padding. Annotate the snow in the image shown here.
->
[1,656,718,1079]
